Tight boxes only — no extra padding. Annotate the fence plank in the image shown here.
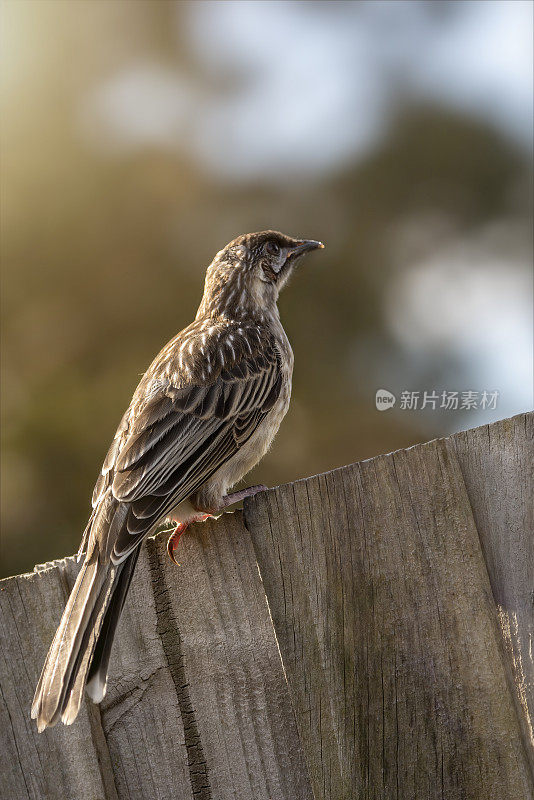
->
[0,559,116,800]
[245,424,533,800]
[2,415,531,800]
[453,412,533,767]
[0,512,313,800]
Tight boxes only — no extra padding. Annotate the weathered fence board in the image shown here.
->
[1,413,532,800]
[453,413,533,769]
[245,415,533,800]
[0,559,116,800]
[0,513,313,800]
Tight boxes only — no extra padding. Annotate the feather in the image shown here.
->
[33,229,319,730]
[32,552,116,730]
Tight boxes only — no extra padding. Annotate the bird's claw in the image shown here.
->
[166,514,215,565]
[167,522,188,565]
[219,484,268,508]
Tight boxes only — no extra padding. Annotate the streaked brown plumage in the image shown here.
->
[32,229,324,731]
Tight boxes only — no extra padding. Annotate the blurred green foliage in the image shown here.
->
[1,1,531,577]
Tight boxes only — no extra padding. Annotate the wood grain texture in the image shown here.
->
[0,512,312,800]
[245,423,533,800]
[2,415,531,800]
[0,557,116,800]
[453,412,533,770]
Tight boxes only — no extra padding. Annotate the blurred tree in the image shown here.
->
[1,1,531,577]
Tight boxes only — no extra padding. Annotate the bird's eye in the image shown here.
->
[265,240,280,256]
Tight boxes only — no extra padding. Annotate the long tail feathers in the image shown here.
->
[31,550,135,731]
[86,549,140,703]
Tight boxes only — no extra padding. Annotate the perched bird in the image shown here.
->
[32,229,324,731]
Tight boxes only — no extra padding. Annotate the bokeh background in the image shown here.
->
[2,0,533,578]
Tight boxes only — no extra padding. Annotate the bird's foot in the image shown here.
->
[167,486,266,564]
[218,484,268,509]
[166,514,213,565]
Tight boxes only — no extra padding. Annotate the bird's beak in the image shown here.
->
[287,240,325,259]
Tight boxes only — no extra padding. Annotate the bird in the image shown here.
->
[32,229,324,731]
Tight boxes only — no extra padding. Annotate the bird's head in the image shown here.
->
[197,230,324,320]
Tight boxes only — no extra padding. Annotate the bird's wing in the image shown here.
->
[89,322,282,563]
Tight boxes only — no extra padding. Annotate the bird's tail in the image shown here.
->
[31,548,138,732]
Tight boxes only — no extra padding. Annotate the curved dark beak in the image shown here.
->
[288,239,325,259]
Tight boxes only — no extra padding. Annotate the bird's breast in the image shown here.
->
[191,325,293,511]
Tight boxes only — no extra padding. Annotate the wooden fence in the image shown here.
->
[1,412,532,799]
